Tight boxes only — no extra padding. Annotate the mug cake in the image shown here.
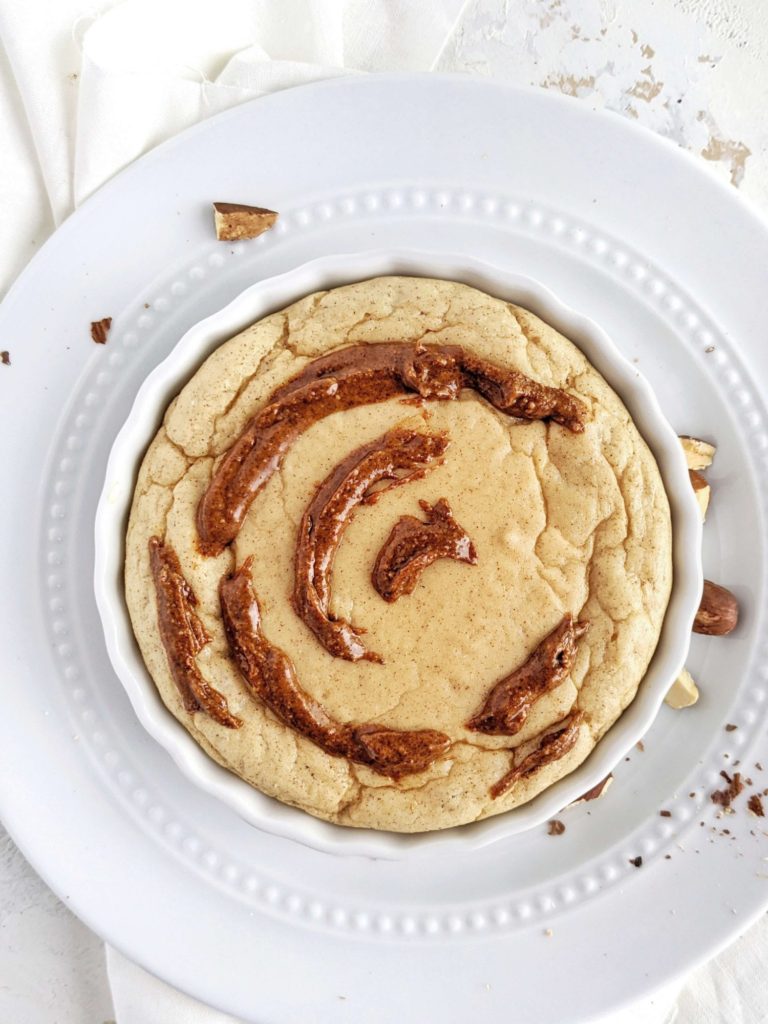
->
[125,276,672,832]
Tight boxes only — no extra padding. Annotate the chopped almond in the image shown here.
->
[213,202,278,241]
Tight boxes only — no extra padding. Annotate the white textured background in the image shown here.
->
[1,1,767,1021]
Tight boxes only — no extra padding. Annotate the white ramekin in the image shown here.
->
[94,250,703,859]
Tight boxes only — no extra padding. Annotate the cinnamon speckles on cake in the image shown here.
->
[124,276,672,833]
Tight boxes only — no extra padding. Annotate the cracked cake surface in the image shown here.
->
[125,276,672,832]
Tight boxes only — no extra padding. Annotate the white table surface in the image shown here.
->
[1,0,767,1021]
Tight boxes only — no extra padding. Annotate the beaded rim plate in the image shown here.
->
[1,76,768,1023]
[94,248,703,858]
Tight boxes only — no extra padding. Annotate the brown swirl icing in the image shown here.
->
[148,537,241,728]
[468,614,589,736]
[372,498,477,602]
[293,428,448,662]
[490,712,584,799]
[220,558,451,777]
[197,342,587,555]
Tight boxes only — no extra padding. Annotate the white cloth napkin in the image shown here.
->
[107,946,247,1024]
[106,942,681,1024]
[0,0,466,296]
[0,1,748,1021]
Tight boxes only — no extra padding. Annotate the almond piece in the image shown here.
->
[213,202,278,241]
[689,469,711,520]
[569,774,613,805]
[694,580,739,636]
[664,668,699,709]
[679,435,716,470]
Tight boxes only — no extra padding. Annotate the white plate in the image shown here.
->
[1,75,767,1023]
[94,248,702,858]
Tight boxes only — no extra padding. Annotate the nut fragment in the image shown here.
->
[90,318,112,344]
[664,668,699,709]
[213,202,278,241]
[694,580,739,636]
[679,435,716,470]
[688,469,711,520]
[570,773,613,805]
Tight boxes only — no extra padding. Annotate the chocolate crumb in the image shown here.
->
[90,317,112,344]
[705,345,715,353]
[629,856,643,868]
[143,302,150,309]
[1,350,9,365]
[756,763,764,771]
[725,723,738,731]
[689,792,696,798]
[748,794,765,817]
[659,810,672,817]
[548,819,566,836]
[664,854,672,860]
[711,771,744,808]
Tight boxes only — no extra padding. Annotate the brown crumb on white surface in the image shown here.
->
[748,794,765,817]
[90,318,112,344]
[711,771,744,809]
